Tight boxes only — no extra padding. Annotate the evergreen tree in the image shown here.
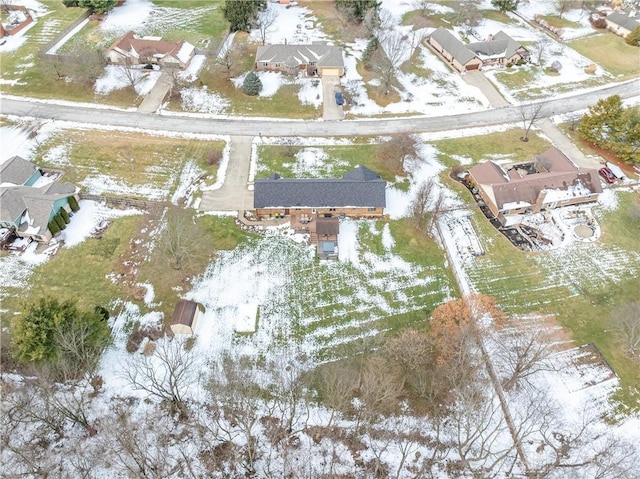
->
[243,71,262,96]
[79,0,117,14]
[335,0,380,23]
[626,26,640,46]
[222,0,266,32]
[491,0,520,13]
[48,219,60,236]
[59,208,71,224]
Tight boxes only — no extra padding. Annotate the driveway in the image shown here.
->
[463,70,510,108]
[138,71,173,113]
[199,136,254,212]
[321,74,343,120]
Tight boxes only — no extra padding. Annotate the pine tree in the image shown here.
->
[578,95,623,145]
[491,0,520,13]
[59,208,71,224]
[243,71,262,96]
[222,0,266,32]
[79,0,117,14]
[626,26,640,46]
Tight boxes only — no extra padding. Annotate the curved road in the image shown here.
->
[1,79,638,136]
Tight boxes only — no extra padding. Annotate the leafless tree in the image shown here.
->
[449,1,483,27]
[492,324,556,390]
[556,0,573,18]
[0,0,13,14]
[611,301,640,359]
[122,337,197,413]
[116,62,145,90]
[409,178,436,229]
[376,133,415,175]
[66,44,106,84]
[316,361,359,427]
[534,37,551,65]
[372,30,423,94]
[353,356,402,431]
[159,207,202,275]
[256,7,278,45]
[519,101,545,141]
[217,41,242,80]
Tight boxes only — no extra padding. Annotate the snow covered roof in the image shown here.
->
[255,44,344,69]
[106,31,194,65]
[254,166,386,209]
[469,148,602,213]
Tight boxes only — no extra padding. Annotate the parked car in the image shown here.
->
[598,167,616,184]
[334,92,344,106]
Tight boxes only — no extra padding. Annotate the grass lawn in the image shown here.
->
[539,14,581,29]
[297,0,367,44]
[432,129,553,166]
[479,9,517,24]
[1,215,143,316]
[402,10,452,29]
[256,143,404,182]
[463,191,640,410]
[36,129,225,200]
[569,33,640,79]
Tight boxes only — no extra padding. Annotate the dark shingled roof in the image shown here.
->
[0,156,38,185]
[429,27,479,65]
[607,12,640,31]
[254,166,386,209]
[171,300,201,328]
[316,216,339,236]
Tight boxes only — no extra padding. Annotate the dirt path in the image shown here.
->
[198,136,254,212]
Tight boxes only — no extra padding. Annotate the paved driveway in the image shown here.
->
[463,70,510,108]
[138,71,173,113]
[321,75,343,120]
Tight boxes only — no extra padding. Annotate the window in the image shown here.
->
[329,208,336,212]
[275,63,280,67]
[367,207,376,211]
[262,62,269,67]
[309,61,316,66]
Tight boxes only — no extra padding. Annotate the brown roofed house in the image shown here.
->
[104,31,195,69]
[170,300,204,336]
[468,148,602,225]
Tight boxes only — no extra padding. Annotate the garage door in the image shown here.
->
[322,68,341,76]
[466,64,479,71]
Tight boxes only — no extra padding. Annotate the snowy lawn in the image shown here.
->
[35,128,225,201]
[462,192,640,406]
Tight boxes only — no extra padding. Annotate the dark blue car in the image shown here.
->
[334,92,344,106]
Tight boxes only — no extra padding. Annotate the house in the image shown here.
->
[255,42,345,77]
[0,156,79,243]
[170,299,204,335]
[427,28,529,73]
[104,31,195,69]
[605,11,640,38]
[467,148,602,225]
[253,165,386,219]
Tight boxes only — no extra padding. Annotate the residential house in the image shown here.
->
[0,156,79,243]
[467,148,602,225]
[427,27,529,73]
[104,31,195,69]
[170,299,204,336]
[605,11,640,38]
[255,42,344,77]
[253,165,386,219]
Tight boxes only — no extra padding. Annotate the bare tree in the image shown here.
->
[159,207,202,275]
[256,7,278,45]
[519,101,545,141]
[449,1,483,27]
[492,324,556,390]
[217,41,242,80]
[122,337,197,413]
[316,361,359,427]
[409,178,436,229]
[376,133,415,175]
[534,37,551,65]
[611,301,640,359]
[116,62,145,90]
[372,30,422,94]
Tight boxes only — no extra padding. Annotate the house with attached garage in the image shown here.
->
[255,42,345,77]
[104,31,195,69]
[253,165,386,258]
[467,148,602,226]
[427,27,529,73]
[604,11,640,38]
[0,156,79,244]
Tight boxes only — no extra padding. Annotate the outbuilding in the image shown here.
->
[170,300,204,336]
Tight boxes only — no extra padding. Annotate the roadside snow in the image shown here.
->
[181,87,229,114]
[94,65,161,96]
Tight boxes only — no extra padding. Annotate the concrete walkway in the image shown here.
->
[138,71,173,113]
[199,136,254,212]
[464,71,510,108]
[322,75,343,120]
[538,118,601,169]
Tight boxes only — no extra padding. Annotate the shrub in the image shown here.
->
[516,59,525,66]
[242,71,262,96]
[48,219,60,236]
[54,213,66,230]
[205,149,222,166]
[59,208,70,224]
[626,26,640,46]
[362,37,379,68]
[68,195,80,212]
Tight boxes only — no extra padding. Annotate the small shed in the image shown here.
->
[170,300,204,335]
[316,216,339,260]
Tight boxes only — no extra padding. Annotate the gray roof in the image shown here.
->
[254,166,386,208]
[256,44,344,68]
[429,28,479,65]
[0,156,38,185]
[607,12,640,31]
[0,188,27,224]
[468,31,526,58]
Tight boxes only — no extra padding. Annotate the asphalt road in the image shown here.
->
[1,78,638,136]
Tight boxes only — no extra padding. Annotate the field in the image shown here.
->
[569,33,640,79]
[35,129,225,201]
